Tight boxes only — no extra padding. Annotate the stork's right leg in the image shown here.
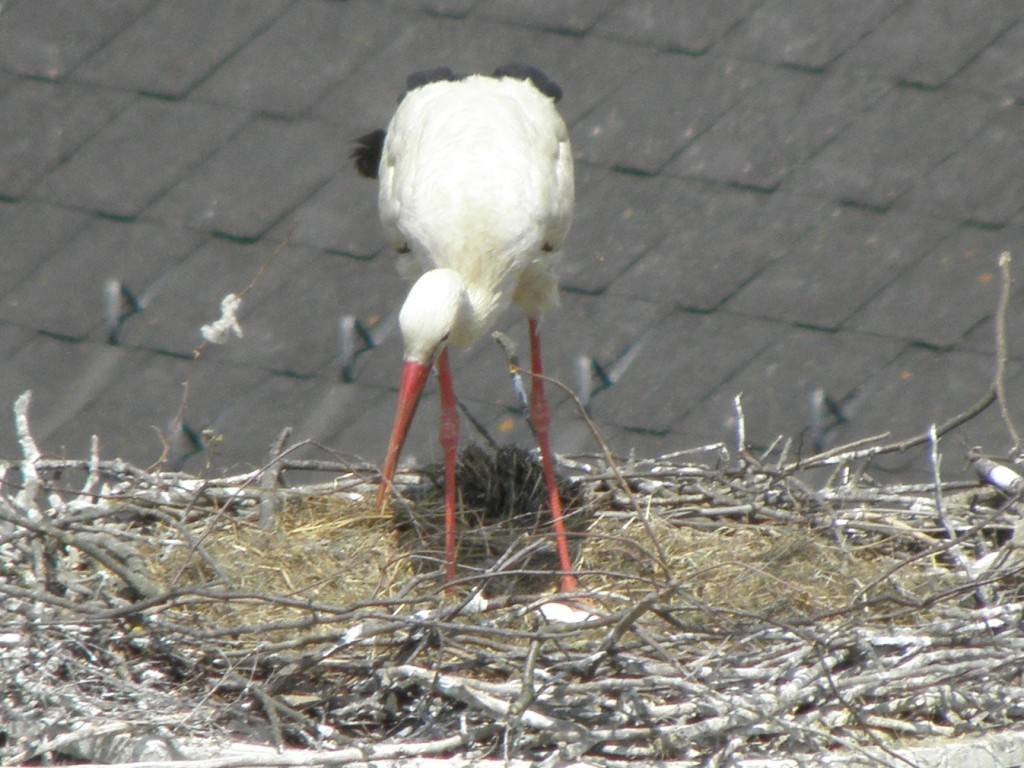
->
[527,317,579,593]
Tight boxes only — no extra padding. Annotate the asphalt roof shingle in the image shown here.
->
[2,0,1023,485]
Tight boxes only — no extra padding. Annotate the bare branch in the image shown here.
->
[994,251,1019,449]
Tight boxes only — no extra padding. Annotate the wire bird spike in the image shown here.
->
[103,279,142,345]
[492,330,531,416]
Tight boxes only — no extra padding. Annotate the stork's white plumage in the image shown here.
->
[356,66,577,593]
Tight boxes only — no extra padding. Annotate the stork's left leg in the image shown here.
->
[436,347,460,586]
[527,317,579,593]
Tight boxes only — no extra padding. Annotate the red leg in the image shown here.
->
[528,317,579,593]
[436,347,459,585]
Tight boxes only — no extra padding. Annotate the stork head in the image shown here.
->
[377,269,468,512]
[398,269,467,365]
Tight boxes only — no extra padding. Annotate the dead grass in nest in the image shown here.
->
[143,495,410,640]
[136,445,962,647]
[581,510,954,623]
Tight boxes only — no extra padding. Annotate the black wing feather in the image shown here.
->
[493,63,563,102]
[351,128,386,179]
[404,66,464,97]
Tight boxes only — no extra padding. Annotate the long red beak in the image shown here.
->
[376,360,432,513]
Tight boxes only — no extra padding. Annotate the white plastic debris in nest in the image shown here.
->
[971,453,1024,496]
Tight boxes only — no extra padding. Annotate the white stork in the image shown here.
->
[353,64,578,593]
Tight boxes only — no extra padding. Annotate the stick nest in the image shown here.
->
[2,440,1024,766]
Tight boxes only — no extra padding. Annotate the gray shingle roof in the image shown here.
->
[2,0,1023,483]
